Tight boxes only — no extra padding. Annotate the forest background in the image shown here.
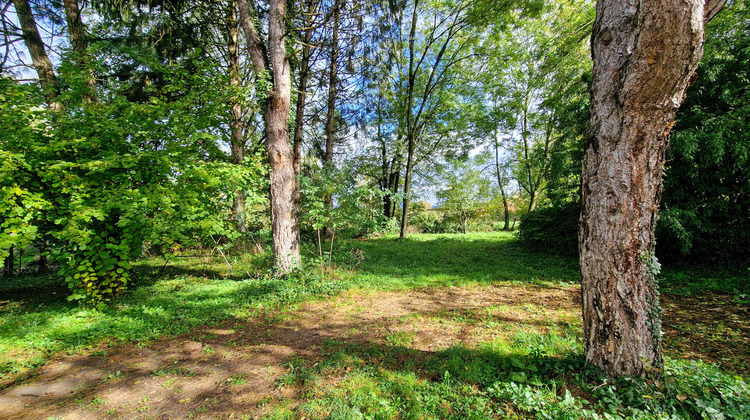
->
[4,0,746,294]
[1,0,750,417]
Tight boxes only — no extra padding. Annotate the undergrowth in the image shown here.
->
[272,331,750,419]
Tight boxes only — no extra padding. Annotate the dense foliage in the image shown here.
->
[517,1,750,265]
[517,201,579,256]
[658,0,750,264]
[0,74,265,304]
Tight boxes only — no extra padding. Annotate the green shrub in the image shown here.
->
[410,209,446,233]
[517,202,580,256]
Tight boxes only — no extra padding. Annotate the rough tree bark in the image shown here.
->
[13,0,63,111]
[239,0,300,272]
[580,0,725,377]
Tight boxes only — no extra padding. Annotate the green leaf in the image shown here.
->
[509,371,527,383]
[510,356,525,369]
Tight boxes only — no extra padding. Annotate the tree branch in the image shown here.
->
[704,0,726,23]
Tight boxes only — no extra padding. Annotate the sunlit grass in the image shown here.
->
[342,231,580,291]
[0,252,344,384]
[1,231,748,419]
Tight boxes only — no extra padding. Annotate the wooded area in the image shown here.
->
[1,0,749,418]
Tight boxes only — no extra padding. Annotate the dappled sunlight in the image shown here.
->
[0,283,586,418]
[1,233,748,418]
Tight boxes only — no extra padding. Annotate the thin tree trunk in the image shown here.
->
[378,100,391,219]
[3,246,13,277]
[376,97,400,222]
[399,134,416,238]
[226,1,247,234]
[324,4,340,168]
[323,1,340,237]
[580,0,725,377]
[291,0,315,249]
[293,0,316,177]
[399,0,420,239]
[38,242,47,273]
[520,104,537,213]
[62,0,96,103]
[13,0,63,111]
[494,135,511,231]
[390,169,400,218]
[239,0,300,272]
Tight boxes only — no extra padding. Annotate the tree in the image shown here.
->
[477,0,593,214]
[437,159,490,233]
[11,0,63,110]
[490,134,513,230]
[2,0,265,302]
[292,0,318,179]
[580,0,725,377]
[62,0,96,103]
[238,0,300,273]
[347,0,470,228]
[224,0,248,234]
[397,0,474,238]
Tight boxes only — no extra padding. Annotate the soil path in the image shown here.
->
[0,284,577,419]
[0,284,746,419]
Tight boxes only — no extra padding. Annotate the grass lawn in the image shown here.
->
[0,231,748,419]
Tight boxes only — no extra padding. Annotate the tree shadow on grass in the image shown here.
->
[2,279,747,419]
[0,303,589,419]
[0,267,343,388]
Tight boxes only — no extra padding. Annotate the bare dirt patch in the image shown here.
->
[0,284,744,419]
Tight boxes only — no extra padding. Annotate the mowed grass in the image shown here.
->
[349,231,581,289]
[1,231,748,419]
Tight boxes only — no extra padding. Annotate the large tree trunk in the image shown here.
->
[226,1,247,234]
[62,0,96,103]
[239,0,300,272]
[265,0,300,272]
[580,0,725,377]
[13,0,63,111]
